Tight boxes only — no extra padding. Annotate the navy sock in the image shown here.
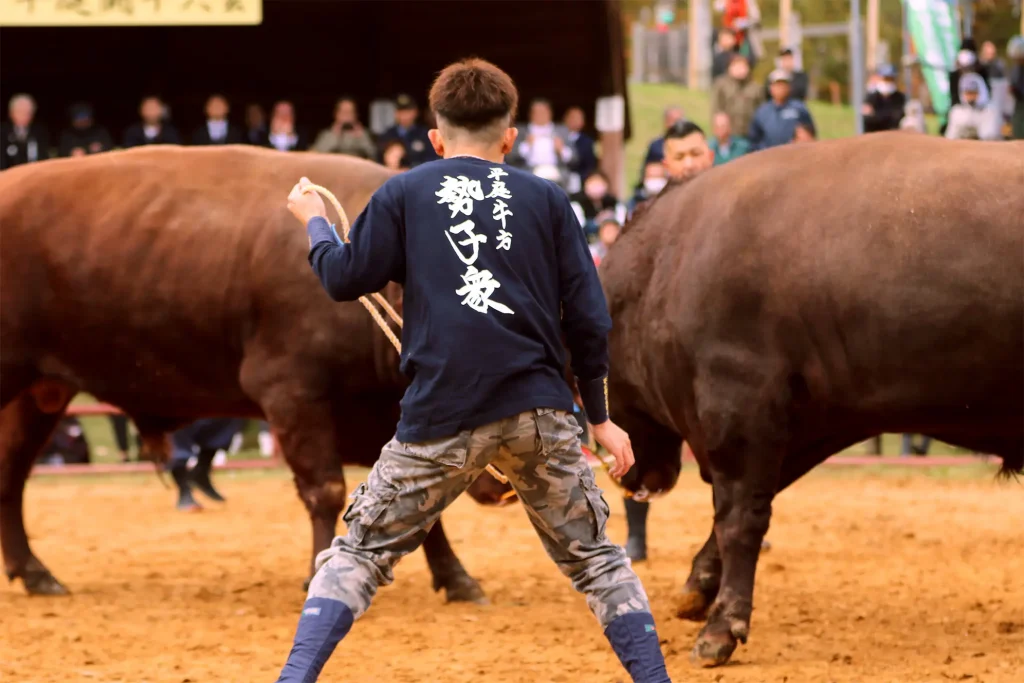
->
[604,612,671,683]
[276,598,354,683]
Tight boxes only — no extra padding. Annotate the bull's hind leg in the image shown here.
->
[0,392,70,595]
[676,447,831,623]
[422,518,487,604]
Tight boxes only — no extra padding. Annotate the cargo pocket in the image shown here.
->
[579,467,611,539]
[535,407,583,457]
[399,431,471,469]
[342,474,400,546]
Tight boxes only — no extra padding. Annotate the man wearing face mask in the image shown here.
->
[569,171,620,240]
[862,64,907,133]
[628,162,668,218]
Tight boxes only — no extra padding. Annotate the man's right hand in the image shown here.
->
[590,420,634,479]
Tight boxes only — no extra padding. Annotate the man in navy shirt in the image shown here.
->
[748,69,816,150]
[275,59,671,683]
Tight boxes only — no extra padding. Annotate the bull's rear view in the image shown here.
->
[0,146,491,604]
[600,133,1024,667]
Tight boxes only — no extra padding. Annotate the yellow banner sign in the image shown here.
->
[0,0,262,26]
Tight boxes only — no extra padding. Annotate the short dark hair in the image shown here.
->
[665,119,705,140]
[429,58,518,133]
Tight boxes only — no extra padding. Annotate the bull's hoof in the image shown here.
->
[675,588,711,621]
[690,624,739,668]
[625,537,647,563]
[760,539,772,553]
[23,569,70,596]
[441,574,489,605]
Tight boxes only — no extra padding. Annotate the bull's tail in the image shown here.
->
[996,451,1023,482]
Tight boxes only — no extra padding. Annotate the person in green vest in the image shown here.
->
[708,111,750,165]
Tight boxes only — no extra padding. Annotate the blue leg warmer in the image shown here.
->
[604,612,672,683]
[275,598,354,683]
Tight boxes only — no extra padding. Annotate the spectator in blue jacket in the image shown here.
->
[748,69,816,150]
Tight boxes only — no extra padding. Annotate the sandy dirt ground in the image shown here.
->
[2,466,1022,683]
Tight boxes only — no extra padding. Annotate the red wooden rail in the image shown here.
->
[67,403,122,416]
[40,405,991,478]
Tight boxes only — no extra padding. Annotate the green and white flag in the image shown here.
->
[903,0,961,115]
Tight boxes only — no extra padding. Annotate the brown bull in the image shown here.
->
[0,145,506,600]
[600,133,1024,666]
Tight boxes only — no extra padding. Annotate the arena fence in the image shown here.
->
[37,403,990,478]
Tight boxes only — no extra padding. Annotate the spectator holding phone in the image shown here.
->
[312,97,376,159]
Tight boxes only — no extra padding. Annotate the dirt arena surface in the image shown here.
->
[2,465,1022,683]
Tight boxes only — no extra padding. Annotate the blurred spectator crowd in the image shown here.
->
[3,33,1022,284]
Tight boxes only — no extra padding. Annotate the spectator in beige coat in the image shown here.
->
[712,53,764,140]
[312,97,377,159]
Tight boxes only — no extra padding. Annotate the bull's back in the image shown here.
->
[0,146,394,411]
[679,135,1023,420]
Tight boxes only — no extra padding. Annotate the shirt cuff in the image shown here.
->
[307,215,346,248]
[578,376,609,425]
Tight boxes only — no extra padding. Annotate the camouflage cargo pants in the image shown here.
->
[306,407,650,628]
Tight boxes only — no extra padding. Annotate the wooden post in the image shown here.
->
[867,0,879,72]
[688,0,700,88]
[780,0,793,49]
[595,96,626,199]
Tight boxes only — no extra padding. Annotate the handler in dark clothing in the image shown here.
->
[168,418,245,511]
[58,103,113,157]
[863,64,907,133]
[376,94,438,167]
[275,58,669,683]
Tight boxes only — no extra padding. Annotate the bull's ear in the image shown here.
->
[427,128,445,158]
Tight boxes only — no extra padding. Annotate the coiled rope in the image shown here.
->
[300,183,510,487]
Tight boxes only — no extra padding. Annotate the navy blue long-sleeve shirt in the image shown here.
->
[307,156,611,443]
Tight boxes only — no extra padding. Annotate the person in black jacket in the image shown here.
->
[376,94,438,167]
[564,106,597,193]
[863,64,907,133]
[765,47,809,101]
[122,96,181,148]
[58,102,113,157]
[1,93,49,169]
[191,94,243,145]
